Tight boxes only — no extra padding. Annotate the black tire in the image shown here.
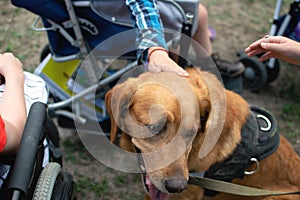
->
[264,58,280,83]
[33,162,76,200]
[239,55,268,91]
[33,163,61,200]
[51,170,76,200]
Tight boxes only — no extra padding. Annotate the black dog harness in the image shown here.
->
[204,105,280,196]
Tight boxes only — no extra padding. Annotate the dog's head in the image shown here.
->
[105,68,249,200]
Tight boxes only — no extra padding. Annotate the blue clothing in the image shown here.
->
[125,0,168,62]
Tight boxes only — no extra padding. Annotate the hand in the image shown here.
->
[245,35,300,65]
[147,47,189,77]
[0,52,24,84]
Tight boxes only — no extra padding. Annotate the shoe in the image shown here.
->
[211,53,245,77]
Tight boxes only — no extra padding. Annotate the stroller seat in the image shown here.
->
[12,0,200,129]
[12,0,199,59]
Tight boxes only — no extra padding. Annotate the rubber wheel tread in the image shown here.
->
[33,162,62,200]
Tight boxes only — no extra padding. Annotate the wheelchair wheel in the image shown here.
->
[33,162,76,200]
[238,53,268,91]
[33,162,61,200]
[264,58,280,83]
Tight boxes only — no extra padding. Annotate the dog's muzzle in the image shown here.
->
[165,177,188,193]
[136,146,188,199]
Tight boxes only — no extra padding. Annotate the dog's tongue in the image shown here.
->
[146,177,169,200]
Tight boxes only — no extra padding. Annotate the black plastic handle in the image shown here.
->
[7,102,47,197]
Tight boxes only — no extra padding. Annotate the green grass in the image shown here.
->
[282,103,300,121]
[61,136,94,164]
[76,174,109,198]
[280,103,300,140]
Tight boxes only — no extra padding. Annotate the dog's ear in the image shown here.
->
[105,78,138,144]
[193,70,249,158]
[199,70,249,158]
[188,71,212,133]
[105,88,118,143]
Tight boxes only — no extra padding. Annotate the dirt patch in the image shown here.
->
[1,0,300,199]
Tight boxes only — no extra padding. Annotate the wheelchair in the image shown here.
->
[0,73,76,200]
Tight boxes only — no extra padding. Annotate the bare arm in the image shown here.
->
[0,52,26,154]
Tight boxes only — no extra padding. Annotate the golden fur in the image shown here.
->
[105,68,300,200]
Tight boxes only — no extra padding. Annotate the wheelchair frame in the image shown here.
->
[3,102,76,200]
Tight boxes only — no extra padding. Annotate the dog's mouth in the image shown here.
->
[136,147,169,200]
[142,173,169,200]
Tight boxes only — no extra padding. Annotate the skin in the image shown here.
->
[245,35,300,66]
[0,52,26,154]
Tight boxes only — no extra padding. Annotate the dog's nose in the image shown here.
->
[165,177,188,193]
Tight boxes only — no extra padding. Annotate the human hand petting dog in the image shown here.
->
[147,47,189,77]
[245,35,300,66]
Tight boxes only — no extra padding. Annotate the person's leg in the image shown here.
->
[192,3,212,55]
[192,3,244,77]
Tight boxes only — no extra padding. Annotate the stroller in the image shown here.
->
[11,0,201,134]
[0,73,76,199]
[238,0,300,91]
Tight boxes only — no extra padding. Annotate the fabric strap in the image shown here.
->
[189,174,300,197]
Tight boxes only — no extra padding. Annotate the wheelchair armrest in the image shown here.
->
[7,102,47,197]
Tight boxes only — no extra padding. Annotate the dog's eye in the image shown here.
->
[147,121,166,135]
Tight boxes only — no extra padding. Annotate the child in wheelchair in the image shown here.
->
[0,52,27,155]
[0,52,26,191]
[0,52,75,199]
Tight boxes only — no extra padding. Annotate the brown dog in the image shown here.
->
[105,67,300,200]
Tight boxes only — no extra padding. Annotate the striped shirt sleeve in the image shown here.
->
[125,0,168,62]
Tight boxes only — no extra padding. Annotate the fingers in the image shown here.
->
[245,47,264,57]
[148,62,189,77]
[245,35,285,55]
[257,51,272,62]
[159,63,189,76]
[0,52,22,67]
[0,52,23,80]
[170,67,189,77]
[245,39,265,56]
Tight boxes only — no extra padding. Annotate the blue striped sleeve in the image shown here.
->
[125,0,168,62]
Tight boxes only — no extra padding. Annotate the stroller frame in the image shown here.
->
[238,0,300,91]
[268,0,300,66]
[2,102,76,200]
[27,0,200,131]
